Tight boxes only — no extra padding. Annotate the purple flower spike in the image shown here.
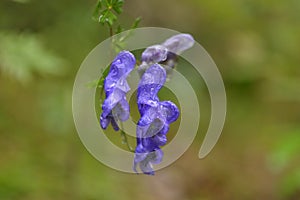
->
[100,51,136,130]
[134,64,180,175]
[162,33,195,54]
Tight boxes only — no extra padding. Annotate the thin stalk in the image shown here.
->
[120,122,134,152]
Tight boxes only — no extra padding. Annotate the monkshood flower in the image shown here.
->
[100,51,136,131]
[138,44,168,77]
[133,64,179,175]
[161,33,194,69]
[162,33,194,55]
[141,45,168,63]
[138,33,194,76]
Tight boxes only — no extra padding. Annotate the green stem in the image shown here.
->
[120,122,134,152]
[109,26,113,37]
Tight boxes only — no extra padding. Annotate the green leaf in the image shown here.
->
[112,0,124,7]
[112,0,124,14]
[96,0,103,10]
[99,65,111,102]
[112,6,123,14]
[99,9,117,26]
[0,32,65,83]
[100,65,110,86]
[106,11,117,26]
[105,0,111,7]
[116,25,124,34]
[131,17,141,29]
[92,0,103,21]
[85,79,101,89]
[116,17,142,44]
[98,9,108,24]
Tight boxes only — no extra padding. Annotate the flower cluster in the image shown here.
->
[133,64,179,175]
[100,51,136,131]
[100,33,194,175]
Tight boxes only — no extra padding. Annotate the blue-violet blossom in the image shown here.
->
[133,64,179,175]
[100,51,136,131]
[138,33,194,76]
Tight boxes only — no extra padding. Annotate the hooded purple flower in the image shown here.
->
[133,64,179,175]
[138,33,195,76]
[162,33,194,55]
[100,51,136,131]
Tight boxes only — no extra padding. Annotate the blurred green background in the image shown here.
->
[1,0,300,199]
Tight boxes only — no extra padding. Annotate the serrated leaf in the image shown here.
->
[0,32,65,83]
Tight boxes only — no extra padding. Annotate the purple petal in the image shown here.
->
[112,98,130,122]
[101,89,125,118]
[111,51,136,76]
[159,52,178,69]
[110,116,120,131]
[134,57,182,175]
[133,144,148,172]
[134,149,163,175]
[138,64,166,87]
[133,153,148,173]
[141,45,168,63]
[151,149,164,164]
[137,117,165,139]
[162,34,194,54]
[153,133,167,146]
[146,118,165,137]
[100,115,110,129]
[100,51,135,131]
[137,106,159,126]
[137,85,161,106]
[139,157,154,175]
[160,101,180,123]
[137,64,166,105]
[104,51,135,92]
[100,113,120,131]
[115,77,131,93]
[159,124,169,135]
[141,132,167,148]
[139,149,163,174]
